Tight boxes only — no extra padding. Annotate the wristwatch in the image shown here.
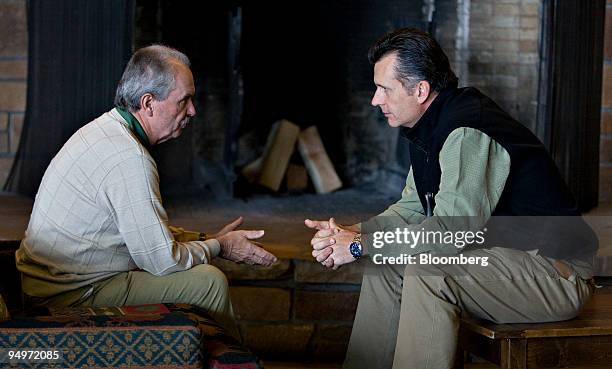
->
[349,233,363,259]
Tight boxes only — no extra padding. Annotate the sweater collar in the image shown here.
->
[116,107,151,148]
[399,87,457,150]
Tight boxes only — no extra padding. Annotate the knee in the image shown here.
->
[402,263,446,295]
[403,266,463,311]
[403,261,444,278]
[363,259,401,284]
[190,264,229,296]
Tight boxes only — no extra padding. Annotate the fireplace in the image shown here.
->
[135,0,552,201]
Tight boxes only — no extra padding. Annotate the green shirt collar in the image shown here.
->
[116,107,150,147]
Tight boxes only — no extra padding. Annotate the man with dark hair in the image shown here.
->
[16,45,277,338]
[306,28,596,369]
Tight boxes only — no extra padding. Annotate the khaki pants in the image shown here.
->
[38,264,239,340]
[344,247,593,369]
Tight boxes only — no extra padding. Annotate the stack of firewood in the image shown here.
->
[242,119,342,194]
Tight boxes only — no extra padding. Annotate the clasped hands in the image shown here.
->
[213,217,277,267]
[305,218,359,269]
[211,216,358,268]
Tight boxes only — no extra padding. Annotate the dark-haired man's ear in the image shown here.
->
[415,81,431,104]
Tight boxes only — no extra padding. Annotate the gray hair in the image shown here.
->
[114,45,191,111]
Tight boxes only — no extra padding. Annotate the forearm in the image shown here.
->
[363,127,511,257]
[371,169,427,231]
[100,155,219,275]
[346,223,361,232]
[361,215,468,257]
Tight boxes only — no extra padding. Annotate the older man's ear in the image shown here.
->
[138,93,154,116]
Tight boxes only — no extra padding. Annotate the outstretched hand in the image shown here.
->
[212,217,244,238]
[216,225,277,267]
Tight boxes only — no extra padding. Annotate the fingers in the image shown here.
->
[251,246,277,266]
[224,216,243,231]
[224,234,277,266]
[309,222,339,250]
[304,219,330,230]
[322,257,334,268]
[313,247,333,262]
[239,244,276,266]
[214,217,244,238]
[329,217,340,230]
[314,228,338,238]
[311,236,335,251]
[308,219,342,269]
[240,230,265,239]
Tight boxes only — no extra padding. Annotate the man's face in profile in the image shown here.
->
[149,63,196,144]
[371,53,421,128]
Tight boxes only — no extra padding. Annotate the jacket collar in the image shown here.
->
[399,87,457,151]
[115,107,152,148]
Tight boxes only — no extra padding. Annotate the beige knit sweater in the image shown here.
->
[16,109,220,298]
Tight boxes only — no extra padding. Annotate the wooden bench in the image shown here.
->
[454,293,612,369]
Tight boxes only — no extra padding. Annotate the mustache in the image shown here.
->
[180,117,191,128]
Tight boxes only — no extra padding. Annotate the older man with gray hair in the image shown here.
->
[16,45,276,337]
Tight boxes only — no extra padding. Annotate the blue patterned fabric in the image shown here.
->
[0,311,201,368]
[0,303,262,369]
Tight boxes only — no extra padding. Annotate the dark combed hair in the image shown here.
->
[368,27,458,92]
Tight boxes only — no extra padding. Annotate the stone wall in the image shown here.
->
[211,257,364,361]
[344,0,544,191]
[0,0,550,195]
[436,0,541,132]
[2,0,609,203]
[601,0,612,202]
[0,0,26,187]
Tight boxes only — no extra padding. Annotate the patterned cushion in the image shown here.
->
[0,303,261,369]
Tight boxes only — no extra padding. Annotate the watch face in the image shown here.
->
[349,241,362,258]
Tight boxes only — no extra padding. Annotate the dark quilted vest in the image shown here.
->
[399,87,597,260]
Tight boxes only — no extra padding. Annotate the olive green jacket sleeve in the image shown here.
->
[377,168,427,225]
[364,127,511,254]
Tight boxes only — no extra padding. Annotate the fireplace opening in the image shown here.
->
[134,0,599,210]
[135,0,430,200]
